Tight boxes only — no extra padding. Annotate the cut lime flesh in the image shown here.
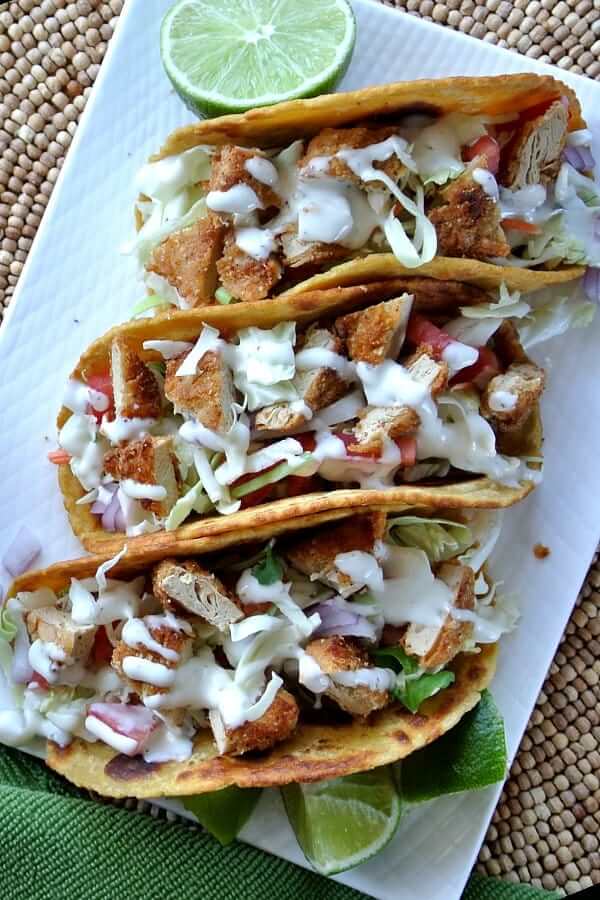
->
[161,0,356,118]
[281,767,402,876]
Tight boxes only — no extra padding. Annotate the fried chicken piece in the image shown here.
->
[111,623,191,711]
[279,230,352,269]
[499,101,568,190]
[300,126,406,187]
[208,145,280,212]
[481,362,545,430]
[402,562,475,669]
[305,636,389,717]
[335,296,413,365]
[164,348,236,434]
[103,435,179,516]
[111,337,162,420]
[405,344,449,397]
[428,161,510,259]
[26,608,97,662]
[217,232,282,302]
[254,325,351,437]
[208,687,299,756]
[284,512,387,597]
[348,405,420,457]
[152,559,243,631]
[147,214,226,308]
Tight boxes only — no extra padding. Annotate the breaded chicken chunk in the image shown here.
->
[164,348,236,434]
[104,435,179,517]
[254,325,351,437]
[217,232,282,302]
[111,337,162,420]
[26,608,97,662]
[209,687,299,756]
[284,512,387,597]
[499,101,568,190]
[405,344,449,397]
[208,145,280,212]
[305,636,390,717]
[428,161,510,259]
[147,214,226,308]
[481,362,545,430]
[335,296,413,365]
[300,126,406,187]
[402,562,475,669]
[349,405,420,457]
[280,231,352,269]
[152,559,243,631]
[111,623,191,708]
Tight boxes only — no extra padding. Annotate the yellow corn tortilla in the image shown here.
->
[57,272,547,555]
[9,549,496,799]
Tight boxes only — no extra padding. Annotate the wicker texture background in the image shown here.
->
[0,0,599,895]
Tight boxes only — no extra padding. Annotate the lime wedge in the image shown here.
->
[160,0,357,118]
[281,767,402,875]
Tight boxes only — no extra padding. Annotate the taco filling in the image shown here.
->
[57,291,544,536]
[0,511,515,770]
[129,103,598,310]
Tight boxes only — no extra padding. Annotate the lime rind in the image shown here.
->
[161,0,356,118]
[281,767,402,876]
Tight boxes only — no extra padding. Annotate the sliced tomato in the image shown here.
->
[239,483,277,509]
[449,347,501,391]
[294,432,316,452]
[395,435,417,467]
[29,671,49,690]
[462,135,501,175]
[406,314,453,357]
[285,475,319,497]
[86,373,114,424]
[502,217,542,235]
[91,625,114,666]
[337,432,381,459]
[47,449,71,465]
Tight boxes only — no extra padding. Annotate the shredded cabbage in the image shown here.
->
[387,515,473,564]
[517,288,596,349]
[459,283,531,320]
[164,481,212,531]
[135,147,212,203]
[233,323,298,411]
[411,113,486,186]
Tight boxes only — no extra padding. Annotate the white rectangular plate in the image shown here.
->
[1,1,599,898]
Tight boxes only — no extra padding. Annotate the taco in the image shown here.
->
[53,269,562,553]
[125,73,596,314]
[1,509,510,799]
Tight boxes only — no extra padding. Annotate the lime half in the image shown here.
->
[281,767,402,876]
[161,0,357,118]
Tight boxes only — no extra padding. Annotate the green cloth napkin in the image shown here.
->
[0,747,560,900]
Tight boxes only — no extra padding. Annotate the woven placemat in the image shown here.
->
[0,0,599,894]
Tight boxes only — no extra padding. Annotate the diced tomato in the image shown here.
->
[29,671,49,691]
[502,217,542,235]
[395,435,417,467]
[337,432,381,459]
[47,449,71,465]
[294,432,316,452]
[285,475,319,497]
[449,347,501,391]
[462,135,501,175]
[91,626,114,666]
[87,702,159,755]
[406,314,453,357]
[240,483,277,509]
[86,373,114,424]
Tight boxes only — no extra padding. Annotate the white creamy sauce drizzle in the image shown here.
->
[298,652,330,694]
[373,546,454,627]
[122,618,180,662]
[142,340,194,359]
[295,348,356,381]
[100,417,156,443]
[472,168,499,201]
[488,390,517,412]
[356,359,427,407]
[235,226,276,260]
[59,414,105,491]
[333,668,393,691]
[142,722,193,763]
[122,656,175,687]
[244,156,279,186]
[176,324,223,377]
[334,552,384,593]
[28,640,66,684]
[441,341,479,375]
[121,479,167,501]
[63,379,109,415]
[206,184,262,216]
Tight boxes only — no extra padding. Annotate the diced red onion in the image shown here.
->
[563,145,595,173]
[2,525,42,577]
[101,490,124,532]
[583,267,600,303]
[593,215,600,241]
[10,618,33,684]
[87,702,158,753]
[310,599,377,640]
